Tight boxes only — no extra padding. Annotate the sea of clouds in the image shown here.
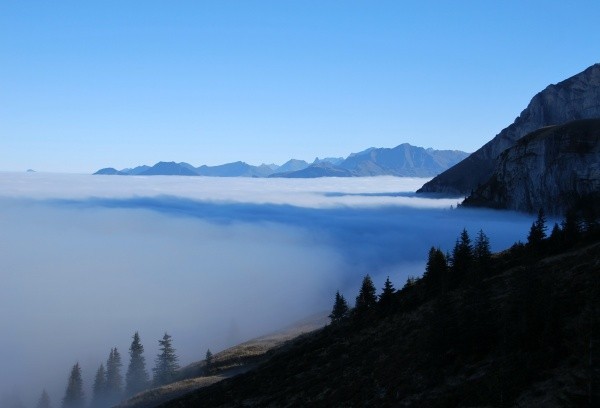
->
[0,173,535,405]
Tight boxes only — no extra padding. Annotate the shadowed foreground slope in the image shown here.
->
[160,235,600,407]
[117,314,327,408]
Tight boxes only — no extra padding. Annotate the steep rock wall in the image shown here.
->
[462,119,600,214]
[418,63,600,195]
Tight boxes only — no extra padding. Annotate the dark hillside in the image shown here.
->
[161,229,600,407]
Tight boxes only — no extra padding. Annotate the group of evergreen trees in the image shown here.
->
[326,209,599,405]
[329,274,397,323]
[38,331,180,408]
[329,206,599,326]
[329,228,493,323]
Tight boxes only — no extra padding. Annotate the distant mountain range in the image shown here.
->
[93,144,469,178]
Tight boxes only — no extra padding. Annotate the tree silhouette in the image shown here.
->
[205,349,214,375]
[153,332,180,386]
[355,274,377,315]
[62,363,84,408]
[527,208,547,250]
[126,332,149,396]
[473,229,492,281]
[378,276,396,315]
[90,364,107,408]
[451,229,473,285]
[329,291,349,323]
[423,247,448,293]
[106,347,123,405]
[36,390,52,408]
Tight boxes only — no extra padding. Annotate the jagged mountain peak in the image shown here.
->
[418,63,600,195]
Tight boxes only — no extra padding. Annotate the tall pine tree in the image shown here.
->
[126,332,149,397]
[36,390,52,408]
[106,347,123,405]
[527,208,547,250]
[423,247,448,293]
[473,229,492,281]
[354,274,377,316]
[62,363,85,408]
[450,229,473,285]
[378,276,396,315]
[329,291,349,323]
[153,332,180,386]
[90,364,107,408]
[205,349,214,375]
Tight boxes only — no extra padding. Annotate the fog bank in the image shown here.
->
[0,174,535,405]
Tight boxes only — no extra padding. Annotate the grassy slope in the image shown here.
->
[116,314,328,408]
[160,239,600,407]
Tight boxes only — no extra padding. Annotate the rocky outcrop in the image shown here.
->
[418,63,600,195]
[462,119,600,214]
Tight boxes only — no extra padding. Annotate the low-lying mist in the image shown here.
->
[0,174,535,405]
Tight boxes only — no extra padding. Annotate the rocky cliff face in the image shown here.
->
[418,63,600,195]
[462,119,600,214]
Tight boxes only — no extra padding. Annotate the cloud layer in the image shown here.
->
[0,174,535,405]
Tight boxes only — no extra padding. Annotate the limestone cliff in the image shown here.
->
[462,119,600,214]
[418,63,600,195]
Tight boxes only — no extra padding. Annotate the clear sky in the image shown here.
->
[1,1,599,173]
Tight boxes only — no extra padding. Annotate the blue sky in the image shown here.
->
[1,1,599,173]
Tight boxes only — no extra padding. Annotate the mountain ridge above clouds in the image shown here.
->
[93,144,469,178]
[418,63,600,195]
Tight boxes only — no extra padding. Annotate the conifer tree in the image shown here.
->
[474,230,491,263]
[355,274,377,314]
[527,208,547,249]
[153,332,180,386]
[36,390,52,408]
[90,364,107,408]
[451,229,473,284]
[550,222,561,240]
[62,363,85,408]
[473,229,492,279]
[378,276,396,314]
[205,349,213,375]
[126,332,149,397]
[329,291,349,323]
[561,209,581,245]
[106,347,123,405]
[423,247,448,293]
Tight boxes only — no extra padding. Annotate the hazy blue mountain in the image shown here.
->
[121,165,151,175]
[347,147,377,158]
[140,162,199,176]
[312,157,345,166]
[94,167,127,175]
[270,162,353,178]
[272,144,469,178]
[275,159,310,173]
[94,145,468,178]
[178,162,200,173]
[339,143,468,177]
[196,161,274,177]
